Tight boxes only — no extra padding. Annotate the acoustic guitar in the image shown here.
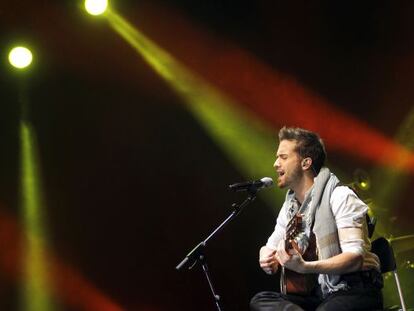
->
[280,213,318,295]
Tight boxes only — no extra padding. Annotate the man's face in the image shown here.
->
[273,139,303,189]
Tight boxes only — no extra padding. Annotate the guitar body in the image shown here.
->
[281,214,318,296]
[283,232,318,295]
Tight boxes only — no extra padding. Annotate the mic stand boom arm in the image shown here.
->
[176,191,257,311]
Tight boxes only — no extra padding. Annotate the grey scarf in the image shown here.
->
[285,167,349,297]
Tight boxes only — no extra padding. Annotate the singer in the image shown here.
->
[250,127,383,311]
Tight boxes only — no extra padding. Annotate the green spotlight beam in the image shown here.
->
[20,116,54,311]
[105,10,349,209]
[184,84,282,208]
[106,10,285,209]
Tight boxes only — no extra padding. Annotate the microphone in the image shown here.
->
[229,177,274,192]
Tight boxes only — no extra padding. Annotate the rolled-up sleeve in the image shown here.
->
[330,186,368,255]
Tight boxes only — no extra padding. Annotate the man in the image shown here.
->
[250,127,383,311]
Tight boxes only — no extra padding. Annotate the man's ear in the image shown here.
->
[301,157,312,170]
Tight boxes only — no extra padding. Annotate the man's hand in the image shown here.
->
[276,240,308,273]
[259,246,279,275]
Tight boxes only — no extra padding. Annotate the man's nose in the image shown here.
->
[273,158,279,169]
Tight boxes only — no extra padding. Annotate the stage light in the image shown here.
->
[8,46,33,69]
[353,169,370,191]
[85,0,108,16]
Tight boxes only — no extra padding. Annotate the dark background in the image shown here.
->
[0,1,413,310]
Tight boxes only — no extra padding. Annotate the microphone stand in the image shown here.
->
[176,189,258,311]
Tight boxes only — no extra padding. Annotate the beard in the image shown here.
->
[277,164,303,189]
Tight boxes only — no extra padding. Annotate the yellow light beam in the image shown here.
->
[105,9,285,208]
[104,9,348,209]
[19,97,55,311]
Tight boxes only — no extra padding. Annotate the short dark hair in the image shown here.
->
[278,126,326,174]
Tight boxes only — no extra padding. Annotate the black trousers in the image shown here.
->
[250,270,384,311]
[250,287,383,311]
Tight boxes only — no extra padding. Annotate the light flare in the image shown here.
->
[8,46,33,69]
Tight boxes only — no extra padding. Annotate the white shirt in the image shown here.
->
[266,185,380,270]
